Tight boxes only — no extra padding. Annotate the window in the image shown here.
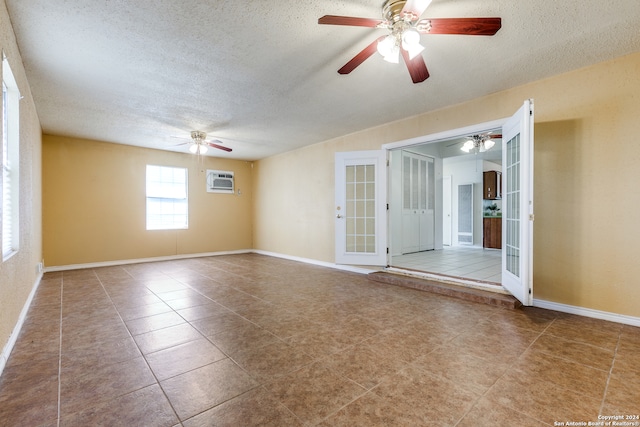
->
[2,55,20,260]
[146,165,188,230]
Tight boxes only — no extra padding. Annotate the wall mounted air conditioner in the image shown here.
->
[206,170,234,194]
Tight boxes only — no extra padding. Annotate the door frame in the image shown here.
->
[382,117,511,286]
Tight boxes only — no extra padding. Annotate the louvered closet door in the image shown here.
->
[401,151,435,254]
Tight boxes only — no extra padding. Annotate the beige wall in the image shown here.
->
[254,53,640,318]
[43,135,253,266]
[0,3,43,364]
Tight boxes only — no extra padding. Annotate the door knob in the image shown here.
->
[336,214,343,218]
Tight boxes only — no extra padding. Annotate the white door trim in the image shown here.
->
[382,118,508,151]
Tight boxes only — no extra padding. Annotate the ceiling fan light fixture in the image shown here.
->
[383,45,400,63]
[461,140,474,153]
[406,42,425,60]
[377,35,396,57]
[461,134,498,153]
[401,28,425,59]
[401,28,420,46]
[189,143,208,154]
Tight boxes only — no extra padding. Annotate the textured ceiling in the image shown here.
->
[5,0,640,160]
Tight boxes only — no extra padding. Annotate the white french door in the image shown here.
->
[501,100,534,305]
[335,150,388,265]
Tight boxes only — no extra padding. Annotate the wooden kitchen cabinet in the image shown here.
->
[483,217,502,249]
[483,171,502,200]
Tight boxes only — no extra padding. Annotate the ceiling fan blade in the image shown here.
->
[488,134,502,139]
[401,49,429,84]
[401,0,432,19]
[338,36,386,75]
[206,142,232,152]
[421,17,502,35]
[205,138,225,145]
[318,15,383,27]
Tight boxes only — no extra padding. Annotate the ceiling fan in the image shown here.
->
[173,131,232,155]
[460,132,502,153]
[318,0,501,83]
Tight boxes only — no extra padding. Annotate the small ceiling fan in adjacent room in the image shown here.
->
[460,133,502,153]
[318,0,501,83]
[173,131,232,155]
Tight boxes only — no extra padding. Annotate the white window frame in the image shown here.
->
[2,54,20,261]
[146,165,188,230]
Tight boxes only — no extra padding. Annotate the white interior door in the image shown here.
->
[443,176,452,246]
[401,151,435,253]
[335,150,387,265]
[501,99,534,305]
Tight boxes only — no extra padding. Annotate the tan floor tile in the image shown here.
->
[231,340,314,383]
[487,306,559,332]
[439,327,535,364]
[285,326,355,357]
[62,319,132,349]
[545,314,623,350]
[415,345,511,395]
[614,328,640,383]
[530,333,615,370]
[484,371,601,424]
[322,343,406,389]
[7,325,60,364]
[183,387,302,427]
[510,349,609,399]
[116,301,173,321]
[154,288,204,301]
[362,327,447,363]
[133,322,204,354]
[2,255,637,426]
[109,292,164,310]
[208,321,281,355]
[0,373,59,427]
[161,357,259,421]
[124,311,186,336]
[254,312,322,339]
[59,384,178,427]
[373,365,480,425]
[264,361,366,425]
[191,311,256,336]
[164,294,215,311]
[457,396,548,427]
[175,301,232,322]
[61,335,142,376]
[602,372,640,414]
[318,391,426,426]
[59,356,156,417]
[146,338,227,380]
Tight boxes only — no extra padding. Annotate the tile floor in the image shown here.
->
[392,245,502,284]
[0,253,638,426]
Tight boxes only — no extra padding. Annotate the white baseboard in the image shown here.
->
[43,249,253,272]
[0,272,43,377]
[534,298,640,327]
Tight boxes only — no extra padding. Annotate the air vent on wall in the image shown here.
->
[206,170,234,194]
